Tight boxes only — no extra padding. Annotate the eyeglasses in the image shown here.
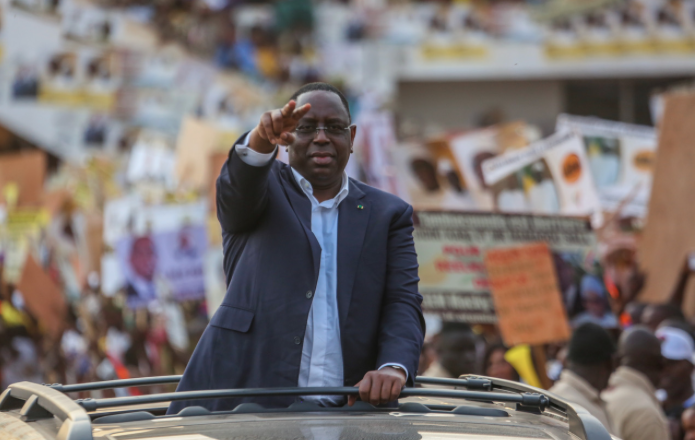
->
[294,125,354,139]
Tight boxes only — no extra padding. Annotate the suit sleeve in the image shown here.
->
[376,204,425,386]
[216,133,278,233]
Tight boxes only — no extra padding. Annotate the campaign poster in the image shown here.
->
[62,3,121,46]
[392,140,477,211]
[556,114,657,218]
[116,224,207,309]
[447,122,539,211]
[413,211,596,324]
[482,130,602,220]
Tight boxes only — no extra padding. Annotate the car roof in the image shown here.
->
[91,409,573,440]
[0,375,612,440]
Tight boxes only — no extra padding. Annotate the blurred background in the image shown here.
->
[2,0,695,414]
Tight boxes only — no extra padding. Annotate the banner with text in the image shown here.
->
[413,211,595,323]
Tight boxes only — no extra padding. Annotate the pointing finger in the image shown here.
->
[261,113,277,144]
[292,103,311,120]
[281,100,296,118]
[271,109,284,138]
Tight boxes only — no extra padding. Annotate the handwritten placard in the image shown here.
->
[484,242,570,346]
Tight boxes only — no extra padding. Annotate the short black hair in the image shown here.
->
[567,323,616,366]
[646,303,685,321]
[289,82,351,122]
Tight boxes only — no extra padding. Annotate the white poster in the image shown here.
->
[482,130,602,219]
[556,114,657,218]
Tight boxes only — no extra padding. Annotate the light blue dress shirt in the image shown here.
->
[236,139,407,406]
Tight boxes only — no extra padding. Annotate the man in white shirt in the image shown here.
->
[170,83,424,413]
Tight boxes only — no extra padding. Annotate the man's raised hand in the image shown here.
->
[250,100,312,153]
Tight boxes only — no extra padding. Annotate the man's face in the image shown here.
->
[660,358,694,397]
[130,238,156,281]
[438,331,478,378]
[643,307,667,332]
[289,91,355,189]
[583,291,606,318]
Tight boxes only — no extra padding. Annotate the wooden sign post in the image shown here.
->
[639,92,695,315]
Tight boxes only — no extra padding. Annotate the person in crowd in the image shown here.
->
[549,323,615,433]
[484,344,519,381]
[419,341,437,376]
[624,302,648,327]
[171,83,424,413]
[643,303,686,332]
[602,326,669,440]
[423,322,479,379]
[571,275,619,329]
[682,407,695,440]
[657,326,695,440]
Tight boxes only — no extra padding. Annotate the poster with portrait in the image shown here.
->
[482,130,602,221]
[393,140,477,211]
[116,224,207,308]
[82,50,122,110]
[62,3,122,45]
[38,50,83,105]
[445,122,541,211]
[556,114,657,218]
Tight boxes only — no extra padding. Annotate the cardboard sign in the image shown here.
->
[482,130,602,219]
[414,211,595,323]
[209,152,228,215]
[639,92,695,309]
[175,117,220,191]
[17,254,67,336]
[484,242,571,346]
[0,151,46,207]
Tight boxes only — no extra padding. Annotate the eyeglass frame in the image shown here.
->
[293,124,355,139]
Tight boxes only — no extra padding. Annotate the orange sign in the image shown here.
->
[17,254,68,336]
[484,242,571,346]
[562,153,582,184]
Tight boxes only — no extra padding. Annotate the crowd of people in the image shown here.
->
[419,300,695,440]
[0,274,207,398]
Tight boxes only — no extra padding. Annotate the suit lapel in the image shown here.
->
[337,180,369,331]
[280,166,321,286]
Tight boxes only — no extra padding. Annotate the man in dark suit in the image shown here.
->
[170,82,424,412]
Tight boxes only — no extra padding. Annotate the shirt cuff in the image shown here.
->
[379,363,409,381]
[235,132,277,167]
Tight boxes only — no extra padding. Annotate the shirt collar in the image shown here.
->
[560,370,602,403]
[291,167,350,208]
[610,366,659,400]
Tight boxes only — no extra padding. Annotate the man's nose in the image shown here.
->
[313,128,330,144]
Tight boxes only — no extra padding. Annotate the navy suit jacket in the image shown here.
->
[169,137,424,413]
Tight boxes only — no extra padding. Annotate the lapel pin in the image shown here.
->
[357,204,364,209]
